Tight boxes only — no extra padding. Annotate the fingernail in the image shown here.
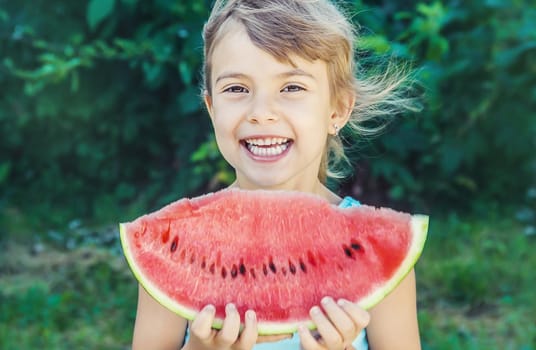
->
[246,309,256,321]
[310,306,321,315]
[204,304,216,314]
[226,303,236,313]
[321,296,333,306]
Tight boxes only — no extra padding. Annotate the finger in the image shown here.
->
[297,324,322,350]
[309,306,343,349]
[236,310,258,349]
[214,303,241,346]
[190,304,216,341]
[337,299,370,329]
[320,297,355,342]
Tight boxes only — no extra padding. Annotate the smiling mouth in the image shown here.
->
[241,137,293,157]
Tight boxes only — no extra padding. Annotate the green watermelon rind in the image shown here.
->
[119,214,428,335]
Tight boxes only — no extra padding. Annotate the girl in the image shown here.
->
[132,1,421,349]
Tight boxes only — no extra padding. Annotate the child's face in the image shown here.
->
[205,24,342,192]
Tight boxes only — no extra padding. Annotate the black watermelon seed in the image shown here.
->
[239,263,247,276]
[250,268,256,279]
[170,236,178,253]
[200,258,206,269]
[269,261,277,274]
[231,264,238,278]
[289,260,296,274]
[351,242,362,251]
[299,259,307,273]
[343,245,355,259]
[221,267,227,278]
[263,264,268,276]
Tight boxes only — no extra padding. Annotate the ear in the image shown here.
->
[329,92,356,135]
[204,91,215,121]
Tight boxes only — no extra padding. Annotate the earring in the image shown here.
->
[333,124,340,137]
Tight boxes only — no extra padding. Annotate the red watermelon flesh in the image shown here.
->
[120,189,428,334]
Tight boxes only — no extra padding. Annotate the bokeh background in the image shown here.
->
[1,0,535,349]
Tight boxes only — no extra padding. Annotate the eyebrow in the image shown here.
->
[215,69,316,85]
[215,72,249,85]
[277,68,315,80]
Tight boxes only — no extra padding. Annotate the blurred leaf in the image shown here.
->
[179,61,193,85]
[120,0,138,6]
[70,70,79,92]
[3,58,13,69]
[0,162,11,185]
[357,35,392,54]
[439,140,465,175]
[0,9,9,22]
[495,41,536,67]
[87,0,116,31]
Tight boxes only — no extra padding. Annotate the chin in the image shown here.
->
[238,175,292,191]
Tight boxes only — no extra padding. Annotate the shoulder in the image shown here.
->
[132,284,188,350]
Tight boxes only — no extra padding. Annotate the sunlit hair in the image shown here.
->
[202,0,419,183]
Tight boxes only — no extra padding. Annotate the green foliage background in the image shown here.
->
[1,0,535,227]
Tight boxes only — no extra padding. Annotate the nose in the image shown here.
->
[247,93,278,124]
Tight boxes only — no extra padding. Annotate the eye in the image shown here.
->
[281,84,305,93]
[223,85,249,93]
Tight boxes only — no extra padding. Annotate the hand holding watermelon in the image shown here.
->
[184,303,292,350]
[181,297,369,350]
[298,297,370,350]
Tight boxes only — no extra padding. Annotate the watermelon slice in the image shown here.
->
[120,189,428,335]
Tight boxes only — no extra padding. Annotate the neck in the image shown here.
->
[229,178,341,204]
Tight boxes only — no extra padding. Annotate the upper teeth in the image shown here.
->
[244,137,290,157]
[245,138,288,146]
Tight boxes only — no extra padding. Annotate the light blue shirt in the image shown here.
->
[186,196,368,349]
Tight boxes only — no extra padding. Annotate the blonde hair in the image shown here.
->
[202,0,418,183]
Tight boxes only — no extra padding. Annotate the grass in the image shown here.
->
[417,213,536,349]
[0,240,137,349]
[0,209,535,349]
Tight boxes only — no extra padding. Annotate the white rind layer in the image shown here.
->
[119,214,429,335]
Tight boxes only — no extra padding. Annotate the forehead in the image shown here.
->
[209,20,293,62]
[209,22,327,81]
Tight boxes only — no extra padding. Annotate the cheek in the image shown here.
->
[291,104,332,131]
[210,111,240,151]
[211,99,243,123]
[212,114,237,137]
[212,128,237,165]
